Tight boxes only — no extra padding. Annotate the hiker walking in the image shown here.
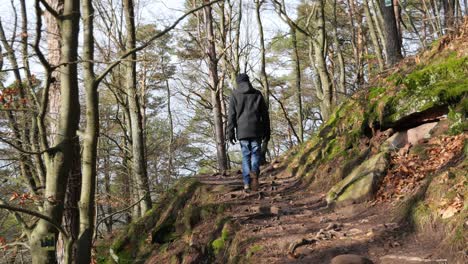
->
[227,73,271,192]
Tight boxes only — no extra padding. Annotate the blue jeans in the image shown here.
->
[239,138,261,185]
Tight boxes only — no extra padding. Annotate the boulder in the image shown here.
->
[326,152,390,206]
[406,122,437,145]
[330,254,373,264]
[385,131,408,150]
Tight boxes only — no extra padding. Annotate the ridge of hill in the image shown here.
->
[101,23,467,264]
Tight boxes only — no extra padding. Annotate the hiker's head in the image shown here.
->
[236,73,250,84]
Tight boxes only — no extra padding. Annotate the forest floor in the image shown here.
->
[193,161,460,264]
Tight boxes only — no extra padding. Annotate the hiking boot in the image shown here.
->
[244,184,251,193]
[250,172,259,191]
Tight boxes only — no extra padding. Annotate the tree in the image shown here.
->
[123,0,152,215]
[380,0,402,65]
[255,0,271,163]
[203,0,228,172]
[29,0,81,262]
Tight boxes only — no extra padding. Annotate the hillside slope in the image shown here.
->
[103,25,467,264]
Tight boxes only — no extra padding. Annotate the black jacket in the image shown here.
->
[227,75,270,141]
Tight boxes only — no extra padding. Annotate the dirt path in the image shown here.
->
[196,169,451,264]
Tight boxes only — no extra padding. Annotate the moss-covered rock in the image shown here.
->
[326,151,390,206]
[108,178,201,263]
[370,53,467,129]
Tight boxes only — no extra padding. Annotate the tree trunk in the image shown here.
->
[442,0,456,29]
[255,0,270,164]
[123,0,152,215]
[204,0,228,172]
[291,27,303,143]
[332,0,346,99]
[464,0,467,16]
[364,0,385,71]
[165,75,174,182]
[29,0,80,262]
[44,0,63,144]
[43,0,82,261]
[422,0,440,38]
[380,0,402,65]
[314,0,333,121]
[75,0,98,262]
[20,0,46,188]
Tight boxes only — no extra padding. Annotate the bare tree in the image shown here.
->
[204,0,228,172]
[123,0,152,215]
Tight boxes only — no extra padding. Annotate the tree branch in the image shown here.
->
[38,0,60,18]
[0,242,30,250]
[0,201,68,239]
[270,90,301,143]
[93,195,146,241]
[0,198,31,233]
[95,0,224,83]
[0,136,55,155]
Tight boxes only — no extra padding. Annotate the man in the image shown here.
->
[227,73,270,192]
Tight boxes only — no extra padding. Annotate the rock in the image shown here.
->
[330,254,374,264]
[325,222,342,231]
[270,206,281,215]
[347,228,363,236]
[380,255,448,263]
[319,216,331,223]
[326,152,390,206]
[385,131,408,150]
[251,205,270,214]
[440,205,460,219]
[407,122,438,145]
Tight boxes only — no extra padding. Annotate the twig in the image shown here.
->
[0,136,55,155]
[0,200,68,239]
[38,0,60,18]
[95,0,224,83]
[0,242,30,250]
[93,195,146,240]
[287,237,317,258]
[0,198,31,232]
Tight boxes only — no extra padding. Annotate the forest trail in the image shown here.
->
[193,165,448,264]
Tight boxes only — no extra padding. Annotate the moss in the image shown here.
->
[363,54,468,128]
[322,138,347,162]
[108,178,201,263]
[170,255,179,264]
[211,238,225,255]
[447,106,466,135]
[451,220,466,247]
[368,86,386,100]
[114,250,133,264]
[211,221,232,255]
[411,202,432,229]
[409,144,429,160]
[246,244,263,258]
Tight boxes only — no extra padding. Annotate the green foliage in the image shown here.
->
[447,106,466,135]
[246,244,263,258]
[366,53,468,127]
[211,221,231,255]
[411,201,433,230]
[368,87,386,100]
[109,179,200,262]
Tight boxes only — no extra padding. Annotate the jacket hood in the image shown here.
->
[236,73,254,94]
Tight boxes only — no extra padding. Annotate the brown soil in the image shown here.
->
[179,164,464,264]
